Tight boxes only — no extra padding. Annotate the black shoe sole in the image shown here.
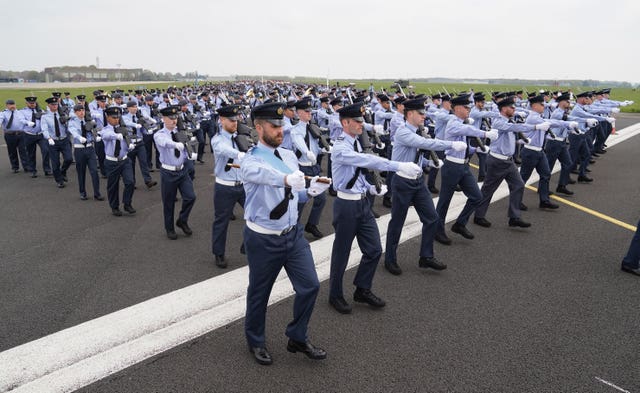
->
[384,264,402,276]
[621,266,640,276]
[286,344,327,360]
[329,300,352,314]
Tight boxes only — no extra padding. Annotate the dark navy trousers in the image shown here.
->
[519,147,551,203]
[622,219,640,269]
[385,174,438,265]
[298,164,326,226]
[4,132,28,171]
[160,167,196,232]
[330,197,381,299]
[545,139,573,187]
[244,224,319,347]
[475,155,524,220]
[23,133,51,174]
[435,160,482,234]
[127,143,152,184]
[105,158,134,209]
[49,137,73,183]
[211,182,245,256]
[74,146,100,197]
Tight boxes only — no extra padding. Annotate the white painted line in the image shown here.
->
[595,377,631,393]
[2,123,640,393]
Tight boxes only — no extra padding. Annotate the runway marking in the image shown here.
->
[2,122,640,393]
[525,184,637,232]
[595,377,631,393]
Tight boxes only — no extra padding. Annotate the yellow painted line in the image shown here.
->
[468,162,637,232]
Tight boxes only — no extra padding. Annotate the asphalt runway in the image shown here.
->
[2,114,639,392]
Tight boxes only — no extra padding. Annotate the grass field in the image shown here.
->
[1,80,638,113]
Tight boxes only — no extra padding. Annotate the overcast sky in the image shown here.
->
[3,0,639,83]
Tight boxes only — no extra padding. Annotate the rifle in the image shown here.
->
[358,129,384,193]
[307,122,332,151]
[463,118,487,153]
[173,130,198,158]
[416,125,441,168]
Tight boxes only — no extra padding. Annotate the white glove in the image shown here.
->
[27,121,35,127]
[606,117,615,124]
[96,136,102,142]
[485,129,499,141]
[321,145,332,154]
[286,170,306,192]
[568,121,579,129]
[78,136,87,144]
[128,143,136,150]
[134,123,142,129]
[375,142,386,150]
[190,136,197,142]
[451,141,467,152]
[306,150,317,164]
[149,118,157,124]
[396,161,422,178]
[586,118,598,127]
[190,152,197,160]
[611,107,620,114]
[176,142,185,151]
[429,159,443,169]
[619,102,628,107]
[368,184,388,196]
[626,100,634,105]
[535,122,551,132]
[196,123,201,130]
[372,124,386,135]
[516,111,527,118]
[115,133,124,141]
[48,138,55,146]
[237,152,246,161]
[465,118,474,125]
[308,176,331,196]
[203,111,211,117]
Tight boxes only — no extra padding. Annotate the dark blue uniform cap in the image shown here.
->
[294,98,312,111]
[337,103,365,122]
[556,93,571,102]
[403,98,427,113]
[497,97,516,109]
[25,96,37,103]
[159,106,180,117]
[329,97,343,106]
[45,97,59,104]
[216,104,241,119]
[104,106,123,117]
[251,102,286,126]
[528,95,545,105]
[451,94,472,107]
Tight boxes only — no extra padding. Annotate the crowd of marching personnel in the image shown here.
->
[1,81,637,364]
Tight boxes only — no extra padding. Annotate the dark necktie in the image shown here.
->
[81,120,87,141]
[54,113,61,137]
[171,132,181,158]
[269,149,293,220]
[224,135,237,171]
[31,109,36,123]
[103,111,107,127]
[6,111,14,129]
[113,129,121,156]
[346,139,368,189]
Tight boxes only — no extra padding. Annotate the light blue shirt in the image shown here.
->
[211,130,242,182]
[332,132,399,194]
[393,122,453,166]
[523,111,570,147]
[570,104,607,132]
[443,116,486,158]
[19,107,42,134]
[291,121,321,164]
[67,115,96,144]
[389,111,405,141]
[41,110,69,140]
[1,109,25,132]
[101,124,130,158]
[490,115,535,156]
[154,127,188,166]
[242,143,302,230]
[281,116,294,150]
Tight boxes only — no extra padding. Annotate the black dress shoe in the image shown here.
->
[94,195,105,201]
[45,172,53,177]
[428,186,439,194]
[12,168,20,173]
[473,217,492,228]
[384,261,402,275]
[286,339,326,360]
[571,169,579,175]
[451,222,474,239]
[539,200,559,209]
[382,197,392,208]
[353,288,386,308]
[57,182,65,188]
[146,180,158,189]
[304,224,324,239]
[419,256,447,270]
[519,202,528,211]
[215,255,227,268]
[329,296,352,314]
[124,204,136,214]
[167,230,178,240]
[556,186,574,195]
[434,232,452,245]
[197,159,205,164]
[112,208,123,217]
[176,220,193,236]
[249,346,273,366]
[588,159,596,164]
[80,194,88,201]
[31,172,38,178]
[591,152,600,158]
[577,175,593,183]
[585,168,592,173]
[509,217,531,228]
[621,264,640,276]
[596,149,607,154]
[567,178,576,184]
